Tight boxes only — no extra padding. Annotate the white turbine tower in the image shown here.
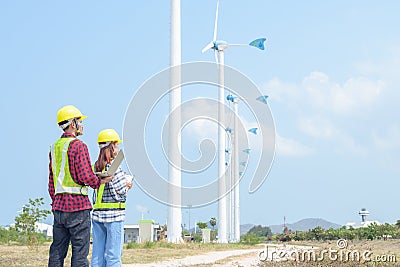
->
[202,0,227,243]
[202,0,266,243]
[168,0,183,243]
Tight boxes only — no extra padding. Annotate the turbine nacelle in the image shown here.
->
[202,40,229,53]
[214,40,229,51]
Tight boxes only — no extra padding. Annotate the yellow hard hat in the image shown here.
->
[57,105,88,124]
[97,129,123,144]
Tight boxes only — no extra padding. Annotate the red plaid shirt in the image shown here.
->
[48,132,101,212]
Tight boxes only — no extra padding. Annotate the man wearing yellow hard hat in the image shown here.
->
[48,105,113,267]
[91,129,133,267]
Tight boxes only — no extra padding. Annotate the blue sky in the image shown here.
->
[1,1,399,229]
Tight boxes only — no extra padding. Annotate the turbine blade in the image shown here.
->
[248,128,258,135]
[249,38,267,50]
[201,42,214,53]
[213,0,219,41]
[243,148,251,154]
[214,50,219,64]
[256,95,269,104]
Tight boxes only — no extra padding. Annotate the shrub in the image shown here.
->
[240,233,261,245]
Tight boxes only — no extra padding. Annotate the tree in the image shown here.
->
[240,232,260,245]
[310,226,325,240]
[14,198,51,248]
[276,227,294,242]
[209,217,217,241]
[293,231,307,241]
[197,222,208,230]
[248,225,272,237]
[209,217,217,230]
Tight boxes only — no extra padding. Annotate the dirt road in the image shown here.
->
[122,243,320,267]
[122,248,261,267]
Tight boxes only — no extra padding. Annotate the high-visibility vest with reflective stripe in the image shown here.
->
[51,137,88,195]
[93,165,126,210]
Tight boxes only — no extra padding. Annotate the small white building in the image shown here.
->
[124,224,139,243]
[124,220,160,243]
[35,222,53,238]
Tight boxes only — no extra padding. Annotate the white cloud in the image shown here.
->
[184,119,217,142]
[266,71,385,115]
[335,77,384,113]
[262,71,387,157]
[297,115,337,139]
[297,115,368,156]
[180,98,219,142]
[302,72,333,111]
[276,133,314,157]
[301,72,384,114]
[264,78,299,102]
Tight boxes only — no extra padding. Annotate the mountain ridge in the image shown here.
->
[241,218,342,235]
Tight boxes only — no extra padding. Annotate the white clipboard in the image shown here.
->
[95,150,124,178]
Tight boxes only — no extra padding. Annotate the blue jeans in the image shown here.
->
[91,220,124,267]
[48,210,91,267]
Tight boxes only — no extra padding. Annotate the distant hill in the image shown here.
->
[240,224,255,235]
[269,218,342,234]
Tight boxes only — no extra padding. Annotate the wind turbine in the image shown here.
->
[202,0,266,243]
[201,1,266,62]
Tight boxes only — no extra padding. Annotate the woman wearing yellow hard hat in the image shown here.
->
[91,129,133,267]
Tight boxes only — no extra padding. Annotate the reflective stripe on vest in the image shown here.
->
[51,138,88,195]
[93,165,126,210]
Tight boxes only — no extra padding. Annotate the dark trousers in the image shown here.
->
[48,210,91,267]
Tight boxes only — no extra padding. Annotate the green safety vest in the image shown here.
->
[50,137,88,195]
[93,165,126,210]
